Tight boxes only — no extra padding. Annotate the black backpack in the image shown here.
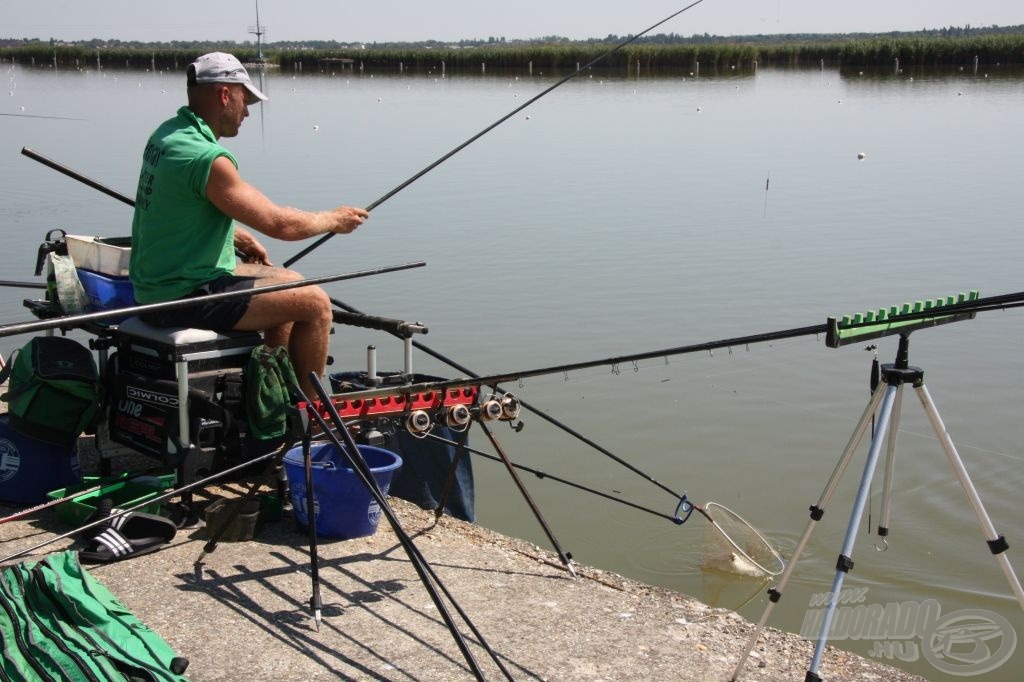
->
[1,336,100,446]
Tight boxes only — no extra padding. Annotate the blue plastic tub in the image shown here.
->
[76,268,134,322]
[283,442,402,539]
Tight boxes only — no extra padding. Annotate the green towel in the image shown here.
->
[245,345,300,441]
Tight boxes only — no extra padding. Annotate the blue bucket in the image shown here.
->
[283,442,402,539]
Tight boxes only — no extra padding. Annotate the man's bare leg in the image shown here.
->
[232,263,332,397]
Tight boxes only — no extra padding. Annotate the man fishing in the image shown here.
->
[129,52,367,396]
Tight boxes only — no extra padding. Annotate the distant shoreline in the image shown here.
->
[2,27,1023,73]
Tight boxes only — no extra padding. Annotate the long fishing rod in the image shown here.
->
[332,321,827,401]
[0,280,46,290]
[425,429,785,579]
[0,262,425,339]
[332,288,1024,402]
[330,295,683,500]
[0,445,286,565]
[0,471,164,525]
[0,483,104,525]
[425,432,683,524]
[2,113,85,121]
[22,147,135,207]
[283,0,707,269]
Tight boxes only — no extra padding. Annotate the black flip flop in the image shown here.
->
[79,510,177,564]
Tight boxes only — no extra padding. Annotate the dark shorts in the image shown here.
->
[139,275,257,332]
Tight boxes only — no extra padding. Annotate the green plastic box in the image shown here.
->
[46,472,176,526]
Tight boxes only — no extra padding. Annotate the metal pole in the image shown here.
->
[732,383,887,681]
[807,384,898,677]
[916,383,1024,610]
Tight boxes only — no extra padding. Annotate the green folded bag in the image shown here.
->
[0,550,188,680]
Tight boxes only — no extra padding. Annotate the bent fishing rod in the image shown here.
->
[0,262,425,339]
[283,0,707,269]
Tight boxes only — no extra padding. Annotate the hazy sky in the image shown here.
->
[4,1,1020,44]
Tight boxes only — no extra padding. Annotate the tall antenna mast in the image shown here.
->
[248,0,267,62]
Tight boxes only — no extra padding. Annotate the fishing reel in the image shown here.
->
[392,391,524,438]
[478,392,524,432]
[405,409,433,438]
[444,404,472,431]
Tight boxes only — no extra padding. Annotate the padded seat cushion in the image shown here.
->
[117,316,261,347]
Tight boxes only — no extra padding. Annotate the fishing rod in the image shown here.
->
[0,445,286,565]
[0,483,104,525]
[303,376,511,681]
[0,280,46,290]
[283,0,707,269]
[2,113,85,121]
[331,321,826,401]
[425,432,684,524]
[22,147,135,207]
[0,471,167,525]
[332,288,1022,402]
[0,262,425,339]
[333,294,685,500]
[424,431,785,578]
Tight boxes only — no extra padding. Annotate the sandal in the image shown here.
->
[79,510,177,564]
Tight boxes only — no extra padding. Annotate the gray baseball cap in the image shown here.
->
[188,52,268,104]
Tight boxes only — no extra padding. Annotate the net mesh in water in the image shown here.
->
[700,502,785,578]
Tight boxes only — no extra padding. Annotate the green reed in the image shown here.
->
[2,34,1021,75]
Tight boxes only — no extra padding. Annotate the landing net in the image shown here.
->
[700,502,785,578]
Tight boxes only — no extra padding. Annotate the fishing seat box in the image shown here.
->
[0,413,82,505]
[114,317,259,381]
[108,317,260,481]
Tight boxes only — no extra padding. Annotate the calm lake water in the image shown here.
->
[3,59,1023,679]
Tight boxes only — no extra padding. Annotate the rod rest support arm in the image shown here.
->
[332,309,428,337]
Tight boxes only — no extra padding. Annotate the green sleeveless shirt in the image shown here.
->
[130,106,238,304]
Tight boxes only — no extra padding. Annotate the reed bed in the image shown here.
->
[3,34,1022,75]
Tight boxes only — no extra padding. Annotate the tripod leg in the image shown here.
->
[915,383,1024,610]
[876,383,904,543]
[807,383,900,679]
[731,382,887,681]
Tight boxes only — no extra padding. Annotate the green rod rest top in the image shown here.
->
[826,291,980,348]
